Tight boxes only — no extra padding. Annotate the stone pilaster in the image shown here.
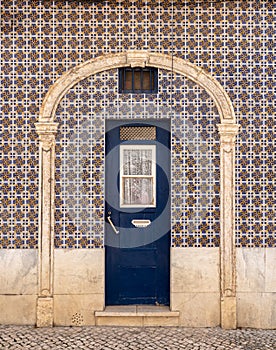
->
[35,122,59,327]
[217,123,239,329]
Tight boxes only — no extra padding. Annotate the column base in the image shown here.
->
[221,296,236,329]
[36,297,54,327]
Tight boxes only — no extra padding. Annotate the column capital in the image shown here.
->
[217,124,240,143]
[35,122,59,151]
[35,122,59,135]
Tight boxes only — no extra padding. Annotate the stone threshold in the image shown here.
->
[95,305,180,326]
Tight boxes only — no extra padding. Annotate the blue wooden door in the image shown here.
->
[105,120,170,305]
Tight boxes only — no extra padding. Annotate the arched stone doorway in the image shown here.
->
[35,51,239,328]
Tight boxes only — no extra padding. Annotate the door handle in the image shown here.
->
[107,216,119,234]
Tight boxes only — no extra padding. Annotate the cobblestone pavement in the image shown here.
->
[0,326,275,350]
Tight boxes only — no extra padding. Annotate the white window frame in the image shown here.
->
[120,144,156,208]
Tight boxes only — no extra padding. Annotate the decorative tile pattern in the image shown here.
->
[55,70,220,248]
[0,0,275,248]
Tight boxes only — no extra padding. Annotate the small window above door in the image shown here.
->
[119,67,158,93]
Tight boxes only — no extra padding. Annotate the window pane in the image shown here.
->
[143,71,150,90]
[123,177,154,205]
[125,70,132,90]
[134,70,141,90]
[120,145,156,207]
[123,149,153,175]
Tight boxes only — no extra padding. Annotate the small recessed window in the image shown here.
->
[119,67,158,93]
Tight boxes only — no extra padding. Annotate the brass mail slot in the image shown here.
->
[131,219,151,228]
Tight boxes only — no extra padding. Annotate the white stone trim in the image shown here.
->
[35,122,58,327]
[39,51,236,125]
[37,51,239,328]
[217,124,239,329]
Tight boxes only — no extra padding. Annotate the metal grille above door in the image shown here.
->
[120,126,156,141]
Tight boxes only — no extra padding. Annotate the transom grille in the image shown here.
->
[120,126,156,140]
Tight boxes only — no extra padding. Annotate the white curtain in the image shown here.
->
[123,149,152,175]
[123,149,153,205]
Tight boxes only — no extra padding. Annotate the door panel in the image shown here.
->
[105,119,170,305]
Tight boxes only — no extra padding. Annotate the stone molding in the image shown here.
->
[39,51,236,125]
[35,122,58,327]
[37,51,239,328]
[218,123,239,329]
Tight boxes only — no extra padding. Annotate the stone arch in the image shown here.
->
[39,51,235,124]
[35,51,239,329]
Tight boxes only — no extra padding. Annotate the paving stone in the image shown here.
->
[0,326,275,350]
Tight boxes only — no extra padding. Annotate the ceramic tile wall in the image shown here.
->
[54,70,220,248]
[0,0,275,248]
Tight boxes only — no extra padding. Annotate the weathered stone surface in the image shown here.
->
[95,305,179,327]
[0,250,38,294]
[221,296,237,330]
[0,295,36,325]
[36,297,53,327]
[54,294,104,326]
[171,248,220,293]
[53,249,104,295]
[237,292,276,329]
[171,292,220,327]
[265,249,276,293]
[237,248,266,292]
